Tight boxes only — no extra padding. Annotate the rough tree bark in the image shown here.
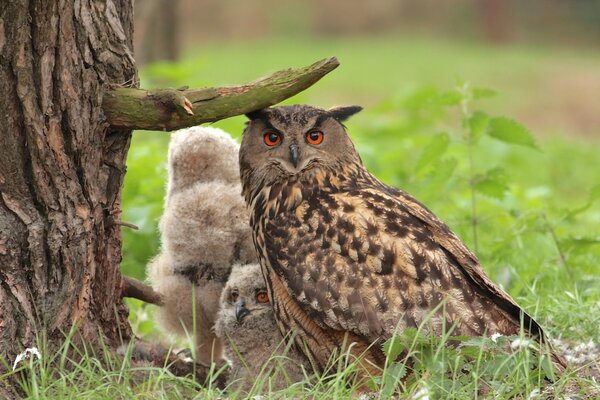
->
[0,0,137,376]
[0,1,337,392]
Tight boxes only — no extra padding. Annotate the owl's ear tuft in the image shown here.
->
[245,108,270,121]
[328,106,363,122]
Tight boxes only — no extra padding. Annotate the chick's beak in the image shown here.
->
[235,299,250,322]
[289,143,299,168]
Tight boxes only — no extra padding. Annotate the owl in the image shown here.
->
[148,126,257,366]
[214,263,308,392]
[215,263,310,391]
[238,105,565,380]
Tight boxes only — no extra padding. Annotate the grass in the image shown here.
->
[6,35,599,398]
[6,316,598,399]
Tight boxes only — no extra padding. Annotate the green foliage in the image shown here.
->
[3,330,217,400]
[121,133,169,281]
[487,116,539,150]
[377,328,561,399]
[415,132,450,173]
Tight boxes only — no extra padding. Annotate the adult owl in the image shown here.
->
[214,263,308,391]
[238,104,565,378]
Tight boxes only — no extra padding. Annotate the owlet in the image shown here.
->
[214,263,308,392]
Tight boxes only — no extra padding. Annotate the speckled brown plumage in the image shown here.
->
[239,105,565,377]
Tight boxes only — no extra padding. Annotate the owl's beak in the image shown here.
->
[235,299,250,322]
[289,143,299,168]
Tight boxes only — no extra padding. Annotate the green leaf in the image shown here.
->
[419,158,458,198]
[564,184,600,219]
[416,133,450,172]
[431,90,463,106]
[474,167,509,200]
[399,86,441,110]
[380,362,407,398]
[560,237,600,252]
[383,336,405,360]
[466,111,489,142]
[487,117,538,150]
[473,87,497,99]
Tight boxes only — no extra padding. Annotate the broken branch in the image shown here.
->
[102,57,340,131]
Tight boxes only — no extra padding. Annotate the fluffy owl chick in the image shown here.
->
[165,126,241,200]
[148,126,256,366]
[214,264,308,392]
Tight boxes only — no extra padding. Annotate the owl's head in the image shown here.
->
[239,105,362,200]
[215,263,273,338]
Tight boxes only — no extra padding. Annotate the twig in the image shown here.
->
[114,221,139,230]
[122,275,164,306]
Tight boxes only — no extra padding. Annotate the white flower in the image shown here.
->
[12,347,41,370]
[490,333,503,343]
[412,386,430,400]
[527,388,540,399]
[510,338,533,350]
[136,308,148,322]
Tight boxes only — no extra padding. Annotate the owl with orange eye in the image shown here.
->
[214,263,309,392]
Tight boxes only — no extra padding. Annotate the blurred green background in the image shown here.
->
[123,0,600,339]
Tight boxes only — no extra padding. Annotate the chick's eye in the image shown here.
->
[306,130,324,145]
[263,132,282,146]
[256,290,269,303]
[230,290,239,303]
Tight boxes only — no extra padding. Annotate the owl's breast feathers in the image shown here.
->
[248,168,561,371]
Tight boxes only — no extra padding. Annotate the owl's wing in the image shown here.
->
[264,183,543,344]
[383,185,544,335]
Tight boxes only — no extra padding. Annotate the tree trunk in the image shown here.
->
[137,0,180,64]
[0,0,136,378]
[478,0,512,43]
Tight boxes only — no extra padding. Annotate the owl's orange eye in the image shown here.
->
[230,290,239,303]
[256,290,269,303]
[264,132,282,146]
[306,130,324,145]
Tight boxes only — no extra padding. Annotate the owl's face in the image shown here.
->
[239,105,362,199]
[217,264,272,329]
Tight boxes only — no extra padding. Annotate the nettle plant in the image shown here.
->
[377,327,557,398]
[356,81,599,296]
[349,83,599,398]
